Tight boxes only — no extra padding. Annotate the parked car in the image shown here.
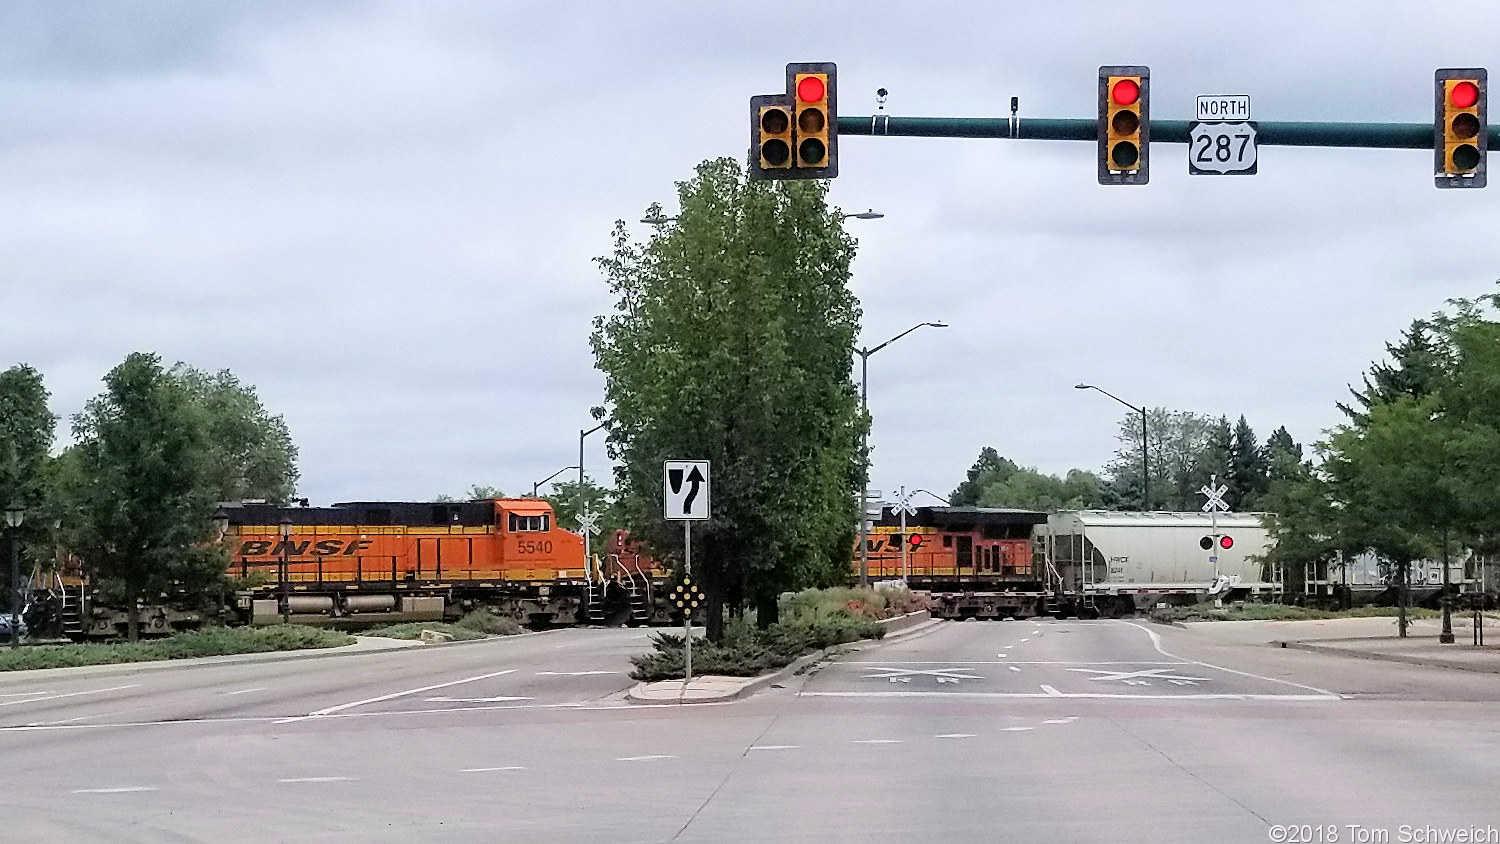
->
[0,612,27,640]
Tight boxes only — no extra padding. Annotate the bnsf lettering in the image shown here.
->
[236,539,373,557]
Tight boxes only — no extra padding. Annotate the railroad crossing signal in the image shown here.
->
[1435,68,1487,188]
[575,510,600,537]
[1199,535,1234,550]
[749,62,838,180]
[1199,481,1230,514]
[672,577,705,616]
[1098,66,1150,185]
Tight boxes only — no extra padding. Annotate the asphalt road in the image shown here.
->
[3,620,1499,843]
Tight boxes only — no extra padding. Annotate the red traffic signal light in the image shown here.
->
[908,533,924,548]
[1201,535,1234,550]
[1219,535,1234,550]
[1435,68,1487,188]
[748,62,839,180]
[1099,65,1150,185]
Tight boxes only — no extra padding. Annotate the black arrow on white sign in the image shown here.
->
[683,465,705,514]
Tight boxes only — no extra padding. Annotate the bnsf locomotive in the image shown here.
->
[222,498,671,627]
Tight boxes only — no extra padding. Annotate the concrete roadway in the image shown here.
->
[2,620,1499,843]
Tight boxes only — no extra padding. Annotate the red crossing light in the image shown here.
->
[908,533,924,548]
[1219,535,1234,550]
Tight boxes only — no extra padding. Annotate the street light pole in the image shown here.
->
[1075,384,1150,512]
[858,321,948,586]
[5,501,24,650]
[533,465,581,498]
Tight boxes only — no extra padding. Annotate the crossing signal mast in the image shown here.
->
[1435,68,1487,188]
[1099,66,1150,185]
[749,62,839,180]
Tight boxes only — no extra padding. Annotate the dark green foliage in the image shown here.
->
[949,447,1017,506]
[64,354,229,640]
[0,365,56,595]
[630,612,883,682]
[0,625,351,671]
[591,158,865,638]
[170,366,299,504]
[1228,415,1270,510]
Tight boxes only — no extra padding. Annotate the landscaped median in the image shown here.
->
[627,586,934,703]
[0,625,355,672]
[1159,602,1441,623]
[360,609,524,642]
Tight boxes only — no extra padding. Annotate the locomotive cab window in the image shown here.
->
[508,513,550,532]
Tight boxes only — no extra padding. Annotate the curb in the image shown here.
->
[625,615,947,705]
[0,628,555,682]
[1282,640,1500,675]
[1148,615,1189,630]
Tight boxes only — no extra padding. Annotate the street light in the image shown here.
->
[857,321,948,585]
[912,489,950,506]
[579,423,605,490]
[5,501,23,650]
[1075,384,1149,511]
[212,508,230,542]
[533,466,580,498]
[278,516,292,624]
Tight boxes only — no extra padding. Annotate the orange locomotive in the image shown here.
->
[223,498,668,626]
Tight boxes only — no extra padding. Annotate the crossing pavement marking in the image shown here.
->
[1008,666,1021,672]
[71,786,158,794]
[425,696,533,703]
[278,777,352,783]
[934,733,976,738]
[302,668,519,718]
[617,755,675,761]
[852,739,902,744]
[1066,667,1209,684]
[0,684,139,708]
[747,745,800,751]
[461,767,526,772]
[861,667,983,681]
[1043,718,1076,724]
[1001,726,1033,731]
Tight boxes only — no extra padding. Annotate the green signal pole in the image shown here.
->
[838,116,1500,149]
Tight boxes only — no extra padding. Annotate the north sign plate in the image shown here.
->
[1188,121,1258,175]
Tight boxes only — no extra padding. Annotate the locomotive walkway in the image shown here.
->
[1,619,1498,842]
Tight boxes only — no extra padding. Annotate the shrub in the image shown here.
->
[630,605,884,682]
[0,625,353,672]
[360,622,486,641]
[454,609,523,635]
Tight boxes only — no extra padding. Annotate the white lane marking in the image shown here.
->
[0,691,51,697]
[1020,638,1030,643]
[862,667,983,681]
[72,786,158,794]
[425,696,533,703]
[747,745,799,751]
[1121,621,1339,699]
[847,660,1188,665]
[1043,718,1076,724]
[1008,666,1021,672]
[1040,685,1062,697]
[852,739,902,744]
[0,685,140,708]
[306,669,518,717]
[461,767,526,773]
[278,777,352,783]
[224,688,267,696]
[801,691,1339,701]
[535,671,617,676]
[617,755,675,762]
[1001,727,1033,732]
[27,715,93,727]
[935,733,976,739]
[996,653,1008,658]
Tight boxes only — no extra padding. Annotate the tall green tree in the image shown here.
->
[977,466,1108,511]
[950,447,1017,506]
[1336,319,1451,424]
[591,158,864,636]
[1228,415,1270,510]
[0,365,56,602]
[65,353,227,640]
[1107,408,1216,510]
[170,366,298,504]
[544,478,623,549]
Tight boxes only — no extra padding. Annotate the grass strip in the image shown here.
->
[0,625,354,672]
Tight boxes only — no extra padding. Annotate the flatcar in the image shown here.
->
[222,498,668,626]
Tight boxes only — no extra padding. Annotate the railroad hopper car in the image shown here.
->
[1039,510,1281,615]
[863,507,1051,619]
[223,498,665,627]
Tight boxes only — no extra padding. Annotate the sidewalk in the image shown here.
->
[1183,614,1500,674]
[627,611,942,705]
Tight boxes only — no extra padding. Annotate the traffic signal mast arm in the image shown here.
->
[838,116,1500,149]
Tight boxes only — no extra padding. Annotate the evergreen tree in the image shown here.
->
[1228,415,1270,510]
[950,447,1017,506]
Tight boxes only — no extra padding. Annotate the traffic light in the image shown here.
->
[751,94,794,173]
[1200,535,1234,550]
[1220,535,1234,550]
[1099,65,1150,185]
[1435,68,1487,188]
[908,533,924,548]
[748,62,839,180]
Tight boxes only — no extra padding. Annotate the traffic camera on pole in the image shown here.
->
[748,62,838,180]
[1435,68,1487,188]
[1099,66,1150,185]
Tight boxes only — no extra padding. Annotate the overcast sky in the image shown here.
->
[2,1,1497,508]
